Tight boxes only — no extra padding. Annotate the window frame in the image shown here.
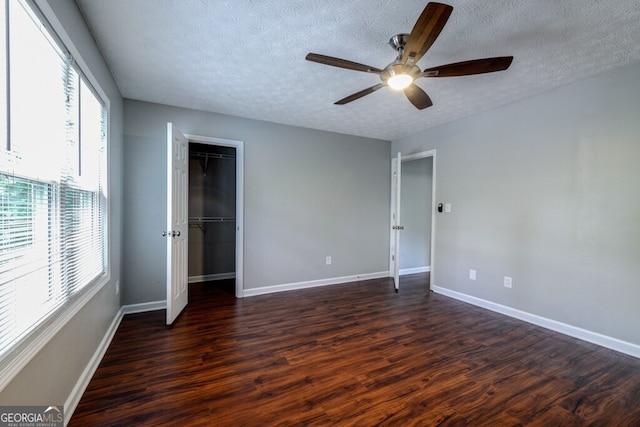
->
[0,0,111,391]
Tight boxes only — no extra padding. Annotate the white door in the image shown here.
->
[393,152,403,290]
[166,123,189,324]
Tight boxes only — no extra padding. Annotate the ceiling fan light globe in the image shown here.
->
[387,74,413,90]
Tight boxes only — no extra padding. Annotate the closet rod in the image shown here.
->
[192,151,235,175]
[189,217,236,223]
[190,151,236,160]
[189,217,236,234]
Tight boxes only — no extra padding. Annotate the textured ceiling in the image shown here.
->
[75,0,640,141]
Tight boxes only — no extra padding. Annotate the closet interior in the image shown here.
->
[188,143,236,286]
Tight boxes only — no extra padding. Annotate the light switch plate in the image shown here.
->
[504,276,513,288]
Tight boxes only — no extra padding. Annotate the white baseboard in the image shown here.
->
[64,308,124,425]
[400,266,431,276]
[188,272,235,283]
[121,300,166,315]
[432,285,640,359]
[243,271,389,297]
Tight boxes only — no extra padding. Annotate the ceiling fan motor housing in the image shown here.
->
[381,62,421,83]
[382,34,420,86]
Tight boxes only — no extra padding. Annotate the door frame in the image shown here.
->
[389,149,437,289]
[186,133,245,298]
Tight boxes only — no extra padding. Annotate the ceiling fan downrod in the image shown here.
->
[389,33,410,58]
[383,33,420,90]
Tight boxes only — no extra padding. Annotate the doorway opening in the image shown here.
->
[187,135,244,298]
[390,150,436,291]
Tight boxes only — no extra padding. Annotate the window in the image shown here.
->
[0,0,108,360]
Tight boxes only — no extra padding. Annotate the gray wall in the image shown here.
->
[392,61,640,346]
[400,157,433,271]
[0,0,123,408]
[123,100,390,303]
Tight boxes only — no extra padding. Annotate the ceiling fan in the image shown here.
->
[305,2,513,110]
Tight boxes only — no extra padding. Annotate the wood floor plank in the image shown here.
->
[70,274,640,426]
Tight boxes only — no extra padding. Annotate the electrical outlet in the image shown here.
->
[115,280,120,295]
[326,256,332,265]
[504,276,512,288]
[469,269,476,280]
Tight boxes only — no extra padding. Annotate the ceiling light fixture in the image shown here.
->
[382,58,420,91]
[387,73,413,90]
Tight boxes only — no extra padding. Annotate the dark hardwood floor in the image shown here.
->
[70,274,640,426]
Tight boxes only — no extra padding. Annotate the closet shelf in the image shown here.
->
[191,151,236,160]
[191,151,236,176]
[189,216,235,223]
[189,217,236,233]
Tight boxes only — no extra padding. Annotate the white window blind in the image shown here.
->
[0,0,107,359]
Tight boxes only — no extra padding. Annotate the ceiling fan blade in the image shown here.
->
[422,56,514,77]
[402,2,453,65]
[306,53,382,74]
[335,83,385,105]
[404,83,433,110]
